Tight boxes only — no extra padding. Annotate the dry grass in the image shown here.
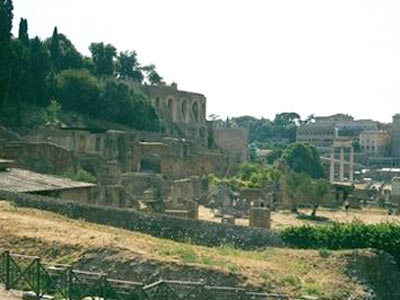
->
[199,205,400,228]
[1,201,398,299]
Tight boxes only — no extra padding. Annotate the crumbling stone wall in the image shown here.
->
[164,178,199,219]
[37,186,96,204]
[27,127,107,155]
[140,83,208,147]
[0,191,283,249]
[4,141,75,174]
[213,128,249,165]
[10,126,231,211]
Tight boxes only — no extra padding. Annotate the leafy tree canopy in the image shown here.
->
[89,42,116,77]
[280,143,325,178]
[116,50,143,82]
[0,4,162,132]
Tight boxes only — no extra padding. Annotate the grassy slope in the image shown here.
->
[1,201,399,300]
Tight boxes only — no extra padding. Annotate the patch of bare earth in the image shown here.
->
[0,288,22,300]
[1,201,400,300]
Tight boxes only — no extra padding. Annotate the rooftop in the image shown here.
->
[0,168,95,193]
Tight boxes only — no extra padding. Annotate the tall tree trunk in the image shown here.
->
[311,204,319,217]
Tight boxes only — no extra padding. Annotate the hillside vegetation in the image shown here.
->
[1,0,161,131]
[1,201,400,300]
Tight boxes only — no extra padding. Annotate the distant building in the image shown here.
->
[391,114,400,157]
[336,119,378,139]
[296,124,336,150]
[337,119,378,131]
[298,114,382,154]
[314,113,353,126]
[359,130,390,156]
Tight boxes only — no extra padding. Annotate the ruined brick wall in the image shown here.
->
[140,84,208,147]
[4,141,75,174]
[213,128,248,165]
[0,191,283,249]
[27,128,107,156]
[56,187,94,203]
[190,152,228,177]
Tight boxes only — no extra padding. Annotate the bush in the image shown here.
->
[281,222,400,264]
[63,168,97,183]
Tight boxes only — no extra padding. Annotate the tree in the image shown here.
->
[29,37,51,106]
[54,69,101,115]
[300,114,315,125]
[18,17,29,45]
[208,114,221,121]
[81,78,160,131]
[142,64,163,85]
[45,99,61,126]
[248,143,259,162]
[308,178,330,216]
[280,143,325,178]
[49,26,60,71]
[89,42,116,76]
[283,171,329,215]
[0,0,13,42]
[0,0,14,122]
[273,112,301,128]
[47,30,82,72]
[265,148,283,165]
[116,50,143,82]
[57,33,83,70]
[283,171,307,213]
[231,115,297,146]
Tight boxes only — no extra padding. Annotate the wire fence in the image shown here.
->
[0,250,289,300]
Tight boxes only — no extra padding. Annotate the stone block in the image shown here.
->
[249,207,271,229]
[222,215,235,225]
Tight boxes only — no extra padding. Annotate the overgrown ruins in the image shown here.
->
[0,83,249,219]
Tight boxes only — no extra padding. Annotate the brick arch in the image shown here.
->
[201,102,206,119]
[139,153,161,173]
[167,97,176,121]
[155,97,161,108]
[180,98,188,122]
[192,101,199,123]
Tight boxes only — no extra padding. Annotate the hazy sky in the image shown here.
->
[12,0,400,123]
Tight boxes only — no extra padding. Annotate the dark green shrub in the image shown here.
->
[281,222,400,264]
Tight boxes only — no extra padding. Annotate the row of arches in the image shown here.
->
[154,97,205,123]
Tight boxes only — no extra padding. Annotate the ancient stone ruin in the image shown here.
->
[0,84,249,219]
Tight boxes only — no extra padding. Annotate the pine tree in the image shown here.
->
[50,26,60,71]
[0,0,13,42]
[0,0,14,124]
[18,18,29,45]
